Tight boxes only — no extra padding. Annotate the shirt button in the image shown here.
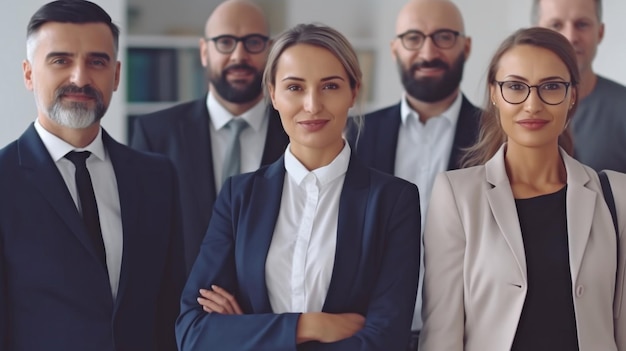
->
[575,285,584,297]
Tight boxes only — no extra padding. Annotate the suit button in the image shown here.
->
[575,285,584,297]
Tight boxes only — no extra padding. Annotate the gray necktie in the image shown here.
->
[222,118,249,183]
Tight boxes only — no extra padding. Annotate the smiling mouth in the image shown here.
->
[298,119,329,131]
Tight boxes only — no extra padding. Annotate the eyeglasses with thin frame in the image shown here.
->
[495,81,571,105]
[205,34,270,54]
[396,29,462,50]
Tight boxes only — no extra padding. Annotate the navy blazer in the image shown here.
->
[176,155,421,350]
[0,125,184,351]
[130,97,289,272]
[347,95,481,172]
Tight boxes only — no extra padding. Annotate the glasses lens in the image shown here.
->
[215,36,237,53]
[501,81,530,104]
[244,35,267,53]
[401,32,425,50]
[538,82,568,104]
[432,30,457,49]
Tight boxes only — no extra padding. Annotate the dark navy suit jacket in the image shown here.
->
[176,155,421,350]
[0,125,185,351]
[130,97,289,272]
[347,95,481,172]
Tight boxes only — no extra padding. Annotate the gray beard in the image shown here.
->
[49,101,99,129]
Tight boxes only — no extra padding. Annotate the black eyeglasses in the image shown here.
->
[397,29,462,50]
[205,34,269,54]
[495,81,571,105]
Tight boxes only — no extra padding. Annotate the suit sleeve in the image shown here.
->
[419,173,466,351]
[129,117,151,151]
[300,182,421,351]
[175,177,301,351]
[156,162,186,351]
[608,171,626,351]
[0,230,7,350]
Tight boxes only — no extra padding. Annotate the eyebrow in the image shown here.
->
[501,74,568,82]
[45,52,112,61]
[280,75,346,82]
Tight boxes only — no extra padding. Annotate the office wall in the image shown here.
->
[0,0,126,146]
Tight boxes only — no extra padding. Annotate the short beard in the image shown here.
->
[46,84,106,129]
[209,63,263,104]
[399,53,465,103]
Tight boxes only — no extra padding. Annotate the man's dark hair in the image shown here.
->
[27,0,119,55]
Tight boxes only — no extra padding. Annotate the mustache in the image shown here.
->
[54,84,102,101]
[410,59,450,71]
[223,63,257,75]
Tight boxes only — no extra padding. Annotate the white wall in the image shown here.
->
[0,0,126,146]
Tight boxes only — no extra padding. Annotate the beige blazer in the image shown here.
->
[420,145,626,351]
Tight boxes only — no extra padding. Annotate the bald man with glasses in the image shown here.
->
[130,0,288,273]
[346,0,481,349]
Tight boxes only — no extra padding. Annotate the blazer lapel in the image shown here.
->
[103,132,139,309]
[18,125,103,264]
[485,146,528,281]
[373,104,401,174]
[562,151,596,281]
[323,156,370,312]
[261,106,289,165]
[447,95,481,170]
[239,159,286,312]
[180,100,217,218]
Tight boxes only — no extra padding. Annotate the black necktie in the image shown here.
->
[65,151,107,268]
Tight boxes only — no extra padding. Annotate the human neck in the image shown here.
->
[211,88,263,116]
[38,115,100,148]
[576,68,598,101]
[405,89,459,124]
[504,143,566,198]
[289,140,344,171]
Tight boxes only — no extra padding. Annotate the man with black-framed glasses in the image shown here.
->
[346,1,481,349]
[130,0,288,273]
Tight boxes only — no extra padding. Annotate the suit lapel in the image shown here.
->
[261,106,289,165]
[485,146,528,281]
[447,95,480,170]
[323,156,369,312]
[372,104,401,174]
[18,125,104,264]
[103,132,139,309]
[180,100,217,217]
[562,151,595,281]
[240,159,286,312]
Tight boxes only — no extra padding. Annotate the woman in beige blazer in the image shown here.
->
[420,27,626,351]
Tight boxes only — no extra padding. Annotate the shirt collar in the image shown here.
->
[34,119,106,162]
[206,91,267,132]
[400,91,463,126]
[284,142,351,187]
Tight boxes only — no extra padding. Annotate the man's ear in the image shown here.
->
[23,60,34,91]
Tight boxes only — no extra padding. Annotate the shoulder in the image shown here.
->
[133,98,206,126]
[593,76,626,99]
[363,103,401,120]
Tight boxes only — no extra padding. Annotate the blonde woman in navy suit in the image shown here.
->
[176,23,421,350]
[420,27,626,351]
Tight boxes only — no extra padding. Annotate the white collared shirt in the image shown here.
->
[265,143,351,313]
[34,120,123,299]
[207,92,270,190]
[396,92,462,330]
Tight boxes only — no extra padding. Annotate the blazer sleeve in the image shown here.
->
[300,182,421,351]
[175,177,301,351]
[0,229,7,350]
[608,171,626,351]
[419,173,466,351]
[156,163,186,351]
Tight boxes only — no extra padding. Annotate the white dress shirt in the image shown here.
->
[265,143,351,313]
[34,120,123,299]
[395,92,462,330]
[207,92,269,190]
